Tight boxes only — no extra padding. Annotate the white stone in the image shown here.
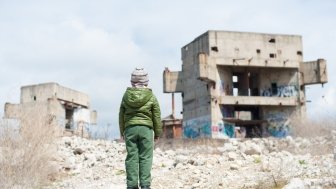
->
[229,163,239,170]
[228,151,237,161]
[44,134,336,189]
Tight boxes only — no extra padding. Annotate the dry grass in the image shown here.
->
[289,113,336,155]
[290,112,336,138]
[0,112,60,189]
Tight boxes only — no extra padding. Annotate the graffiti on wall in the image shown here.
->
[261,85,298,97]
[212,121,235,138]
[266,111,290,137]
[183,115,212,138]
[211,106,236,138]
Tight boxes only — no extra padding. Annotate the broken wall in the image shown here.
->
[180,33,213,138]
[181,33,212,122]
[20,83,90,107]
[300,59,328,85]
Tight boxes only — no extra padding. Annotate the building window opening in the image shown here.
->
[65,108,74,129]
[221,106,263,138]
[271,82,278,96]
[232,72,254,96]
[270,53,276,58]
[211,46,218,52]
[249,73,259,96]
[232,75,238,96]
[297,51,302,56]
[233,88,238,96]
[256,49,261,54]
[33,96,36,101]
[269,38,276,43]
[233,75,238,82]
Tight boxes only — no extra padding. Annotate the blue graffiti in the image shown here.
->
[224,123,235,138]
[183,116,211,138]
[217,122,235,138]
[261,85,298,97]
[266,112,290,138]
[268,125,289,137]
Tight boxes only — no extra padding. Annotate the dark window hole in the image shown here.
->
[211,46,218,52]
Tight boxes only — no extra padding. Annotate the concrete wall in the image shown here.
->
[300,59,328,85]
[21,83,57,103]
[183,115,212,138]
[261,106,296,137]
[259,68,299,98]
[5,99,63,123]
[56,84,90,107]
[181,33,211,122]
[208,31,303,65]
[21,83,90,107]
[163,70,183,93]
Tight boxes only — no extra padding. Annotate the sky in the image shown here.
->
[0,0,335,139]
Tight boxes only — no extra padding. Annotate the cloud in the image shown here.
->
[0,0,335,138]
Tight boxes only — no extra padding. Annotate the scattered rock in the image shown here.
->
[283,178,305,189]
[45,131,336,189]
[73,148,84,155]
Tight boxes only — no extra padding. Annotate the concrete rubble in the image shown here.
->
[44,129,336,189]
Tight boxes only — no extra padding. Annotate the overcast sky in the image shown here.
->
[0,0,335,138]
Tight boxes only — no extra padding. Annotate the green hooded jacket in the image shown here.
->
[119,87,162,137]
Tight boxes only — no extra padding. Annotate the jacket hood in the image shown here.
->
[123,87,153,108]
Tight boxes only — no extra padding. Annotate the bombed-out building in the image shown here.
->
[163,30,328,138]
[4,82,97,137]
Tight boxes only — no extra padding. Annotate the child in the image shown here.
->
[119,68,162,189]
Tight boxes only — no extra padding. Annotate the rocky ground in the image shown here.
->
[45,130,336,189]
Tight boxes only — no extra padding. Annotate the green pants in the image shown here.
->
[125,125,154,187]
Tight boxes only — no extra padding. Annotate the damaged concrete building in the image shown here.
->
[163,30,328,138]
[4,82,97,137]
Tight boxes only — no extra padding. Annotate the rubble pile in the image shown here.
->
[46,130,336,189]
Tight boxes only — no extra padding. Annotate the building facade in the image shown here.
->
[163,30,328,138]
[4,82,97,137]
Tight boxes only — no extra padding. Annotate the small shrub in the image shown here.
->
[298,160,306,165]
[254,157,262,164]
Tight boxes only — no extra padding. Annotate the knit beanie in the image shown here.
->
[131,68,149,87]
